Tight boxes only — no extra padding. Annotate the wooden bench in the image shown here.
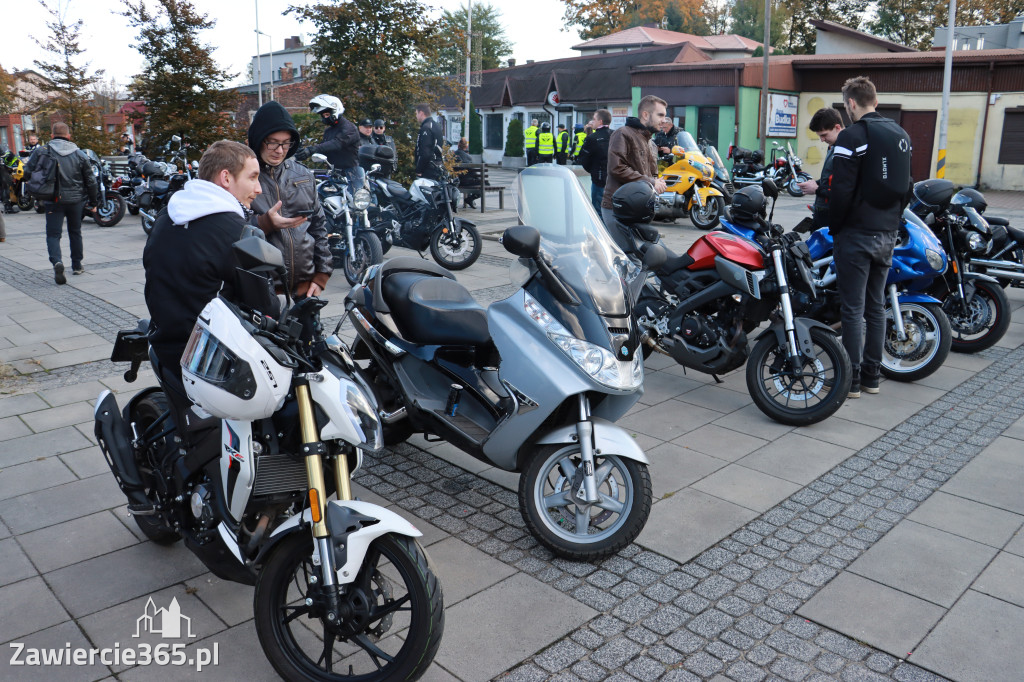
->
[455,163,507,213]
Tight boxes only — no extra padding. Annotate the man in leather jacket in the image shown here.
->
[24,122,99,283]
[652,118,679,161]
[414,103,444,180]
[371,119,397,157]
[247,101,333,298]
[144,140,267,382]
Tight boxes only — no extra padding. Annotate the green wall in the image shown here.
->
[716,106,735,151]
[685,106,698,138]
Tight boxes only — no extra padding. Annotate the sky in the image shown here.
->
[1,0,585,91]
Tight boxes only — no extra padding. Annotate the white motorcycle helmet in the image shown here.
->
[309,94,344,124]
[180,298,292,421]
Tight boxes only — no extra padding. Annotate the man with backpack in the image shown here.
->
[25,122,99,284]
[828,76,912,399]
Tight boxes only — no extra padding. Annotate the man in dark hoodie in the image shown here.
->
[248,101,333,298]
[601,96,667,249]
[25,121,100,283]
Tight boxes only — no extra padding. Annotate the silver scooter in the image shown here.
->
[344,165,653,561]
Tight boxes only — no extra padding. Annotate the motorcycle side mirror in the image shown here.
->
[171,135,181,143]
[501,225,540,259]
[312,153,328,165]
[671,145,685,156]
[762,178,780,199]
[370,163,381,172]
[233,235,286,274]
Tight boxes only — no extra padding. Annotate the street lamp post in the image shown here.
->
[257,29,274,101]
[254,0,262,107]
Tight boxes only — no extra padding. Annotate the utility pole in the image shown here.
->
[937,0,956,178]
[759,0,771,155]
[255,0,262,107]
[464,0,473,141]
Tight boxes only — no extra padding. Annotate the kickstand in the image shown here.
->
[712,374,724,384]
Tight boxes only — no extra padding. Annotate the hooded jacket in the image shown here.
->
[247,101,333,295]
[144,179,264,370]
[26,137,99,205]
[602,118,658,210]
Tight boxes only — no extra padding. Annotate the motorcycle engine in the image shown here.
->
[189,482,215,530]
[675,312,722,349]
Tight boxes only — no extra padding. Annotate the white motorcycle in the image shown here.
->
[94,236,443,681]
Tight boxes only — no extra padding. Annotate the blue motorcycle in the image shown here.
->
[719,207,953,382]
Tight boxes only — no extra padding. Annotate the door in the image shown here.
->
[900,111,936,182]
[698,107,719,147]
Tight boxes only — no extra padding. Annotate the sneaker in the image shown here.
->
[72,266,85,275]
[54,262,66,285]
[861,369,880,394]
[848,368,861,399]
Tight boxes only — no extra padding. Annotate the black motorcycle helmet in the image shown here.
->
[611,181,658,224]
[950,187,987,215]
[730,185,767,222]
[540,122,551,132]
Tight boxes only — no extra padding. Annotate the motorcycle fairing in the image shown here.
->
[221,419,255,522]
[687,232,765,270]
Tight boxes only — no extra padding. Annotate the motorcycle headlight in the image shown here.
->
[925,248,945,273]
[523,293,643,390]
[342,380,383,451]
[353,188,371,211]
[967,232,988,253]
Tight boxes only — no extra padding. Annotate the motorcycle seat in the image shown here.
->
[384,179,411,200]
[382,271,491,347]
[150,179,170,195]
[1002,222,1024,244]
[984,216,1008,226]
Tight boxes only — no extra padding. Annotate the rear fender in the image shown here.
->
[755,318,836,360]
[530,418,648,466]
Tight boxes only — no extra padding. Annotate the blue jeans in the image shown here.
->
[591,183,604,216]
[834,229,898,374]
[44,201,85,269]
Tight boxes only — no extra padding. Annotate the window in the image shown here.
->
[485,113,503,149]
[671,106,686,130]
[998,109,1024,164]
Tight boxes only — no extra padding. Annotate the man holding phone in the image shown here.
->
[247,101,333,298]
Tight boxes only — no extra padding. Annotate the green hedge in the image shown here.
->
[468,102,482,155]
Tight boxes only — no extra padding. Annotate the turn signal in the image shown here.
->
[309,489,322,523]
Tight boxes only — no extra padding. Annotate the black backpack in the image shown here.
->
[26,146,59,200]
[861,117,912,209]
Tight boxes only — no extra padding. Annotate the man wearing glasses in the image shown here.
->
[371,119,396,157]
[246,101,333,298]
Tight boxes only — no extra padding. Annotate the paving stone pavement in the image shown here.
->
[0,196,1023,681]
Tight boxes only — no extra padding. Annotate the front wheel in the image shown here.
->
[746,326,851,426]
[689,195,724,230]
[94,192,126,227]
[17,193,34,211]
[881,301,952,381]
[430,220,481,270]
[945,280,1011,353]
[520,444,652,561]
[787,173,812,197]
[343,232,384,286]
[141,210,156,236]
[255,532,444,682]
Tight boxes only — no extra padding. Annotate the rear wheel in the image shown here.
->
[128,392,181,545]
[881,301,952,381]
[945,280,1010,353]
[689,195,724,230]
[430,220,481,270]
[344,232,384,286]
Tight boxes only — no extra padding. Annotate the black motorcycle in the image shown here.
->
[81,149,127,227]
[311,153,384,285]
[139,136,194,236]
[976,215,1024,289]
[363,145,482,270]
[908,180,1012,353]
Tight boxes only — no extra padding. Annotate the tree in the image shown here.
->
[121,0,241,151]
[0,65,16,116]
[437,3,514,76]
[730,0,790,48]
[561,0,708,41]
[468,102,482,154]
[289,0,459,182]
[781,0,868,54]
[702,0,730,35]
[505,117,524,158]
[867,0,936,49]
[31,0,107,151]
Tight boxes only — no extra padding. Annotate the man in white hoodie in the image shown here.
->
[143,140,267,380]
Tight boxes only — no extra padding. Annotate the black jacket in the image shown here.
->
[812,145,835,229]
[829,112,911,234]
[577,127,611,187]
[26,138,99,205]
[415,117,444,179]
[314,116,361,169]
[371,132,397,157]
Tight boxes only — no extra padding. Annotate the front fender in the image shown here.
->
[533,418,649,464]
[263,500,421,584]
[894,292,943,305]
[695,185,724,200]
[756,317,837,360]
[961,271,999,285]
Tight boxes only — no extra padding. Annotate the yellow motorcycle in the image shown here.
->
[2,151,36,212]
[655,131,725,229]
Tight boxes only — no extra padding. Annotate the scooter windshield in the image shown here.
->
[705,145,729,181]
[515,165,631,317]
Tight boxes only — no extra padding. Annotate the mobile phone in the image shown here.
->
[288,209,314,218]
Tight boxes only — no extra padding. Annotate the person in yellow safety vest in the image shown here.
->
[536,122,555,163]
[554,124,570,165]
[571,124,588,162]
[524,118,539,166]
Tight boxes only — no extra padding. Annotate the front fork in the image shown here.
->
[574,395,600,504]
[888,284,907,341]
[344,209,356,256]
[771,245,802,359]
[296,381,352,621]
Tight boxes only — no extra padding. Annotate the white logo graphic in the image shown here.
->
[134,597,196,639]
[899,138,909,152]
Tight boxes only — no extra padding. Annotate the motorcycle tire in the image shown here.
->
[128,392,182,545]
[881,301,952,382]
[344,232,384,286]
[128,204,140,216]
[519,444,652,561]
[254,531,443,682]
[94,193,127,227]
[746,326,851,426]
[690,195,724,230]
[945,280,1011,353]
[141,211,156,236]
[17,194,33,211]
[787,173,812,197]
[430,220,481,271]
